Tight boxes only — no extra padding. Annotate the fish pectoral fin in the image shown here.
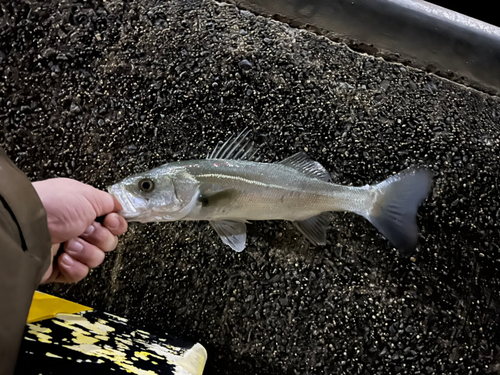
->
[278,152,331,181]
[199,189,239,207]
[293,212,331,245]
[210,220,247,252]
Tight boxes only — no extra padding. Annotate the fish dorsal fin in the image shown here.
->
[210,220,247,252]
[293,212,331,245]
[278,152,331,181]
[207,128,259,161]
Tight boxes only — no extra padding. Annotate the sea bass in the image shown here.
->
[108,129,432,255]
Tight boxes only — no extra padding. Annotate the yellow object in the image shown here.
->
[27,291,92,323]
[24,293,207,374]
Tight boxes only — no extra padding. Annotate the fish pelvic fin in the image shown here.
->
[210,220,247,252]
[363,168,432,256]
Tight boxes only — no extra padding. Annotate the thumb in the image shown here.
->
[85,187,123,217]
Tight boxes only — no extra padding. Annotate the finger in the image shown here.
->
[80,222,119,252]
[102,213,128,236]
[56,253,89,283]
[111,194,123,212]
[85,187,123,218]
[64,238,105,269]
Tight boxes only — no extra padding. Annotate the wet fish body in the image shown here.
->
[109,130,432,255]
[163,159,369,221]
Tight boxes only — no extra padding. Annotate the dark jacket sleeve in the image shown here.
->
[0,148,51,375]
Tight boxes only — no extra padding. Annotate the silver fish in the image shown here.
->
[109,129,432,255]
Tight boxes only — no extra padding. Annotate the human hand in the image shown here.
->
[32,178,128,283]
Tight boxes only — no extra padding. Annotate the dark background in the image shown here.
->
[1,0,500,374]
[428,1,499,27]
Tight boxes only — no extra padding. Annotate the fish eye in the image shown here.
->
[138,178,155,193]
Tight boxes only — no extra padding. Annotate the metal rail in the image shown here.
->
[234,0,500,95]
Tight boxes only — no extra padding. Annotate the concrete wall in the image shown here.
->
[1,0,499,373]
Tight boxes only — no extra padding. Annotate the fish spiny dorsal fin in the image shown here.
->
[278,152,331,181]
[207,128,260,161]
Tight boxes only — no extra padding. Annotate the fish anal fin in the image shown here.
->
[210,220,247,252]
[278,152,331,181]
[293,212,331,245]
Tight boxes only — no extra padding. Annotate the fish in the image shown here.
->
[108,129,432,255]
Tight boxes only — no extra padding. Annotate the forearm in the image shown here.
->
[0,148,51,375]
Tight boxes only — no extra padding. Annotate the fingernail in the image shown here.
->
[61,254,74,267]
[108,216,119,230]
[83,224,95,235]
[67,240,83,254]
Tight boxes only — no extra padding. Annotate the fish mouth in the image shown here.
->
[107,183,141,220]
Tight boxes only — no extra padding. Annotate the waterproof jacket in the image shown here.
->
[0,148,51,375]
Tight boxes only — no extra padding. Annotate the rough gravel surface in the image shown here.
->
[1,0,500,374]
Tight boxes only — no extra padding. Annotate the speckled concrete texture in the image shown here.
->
[1,0,500,374]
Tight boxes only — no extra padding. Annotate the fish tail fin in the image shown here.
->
[362,168,432,256]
